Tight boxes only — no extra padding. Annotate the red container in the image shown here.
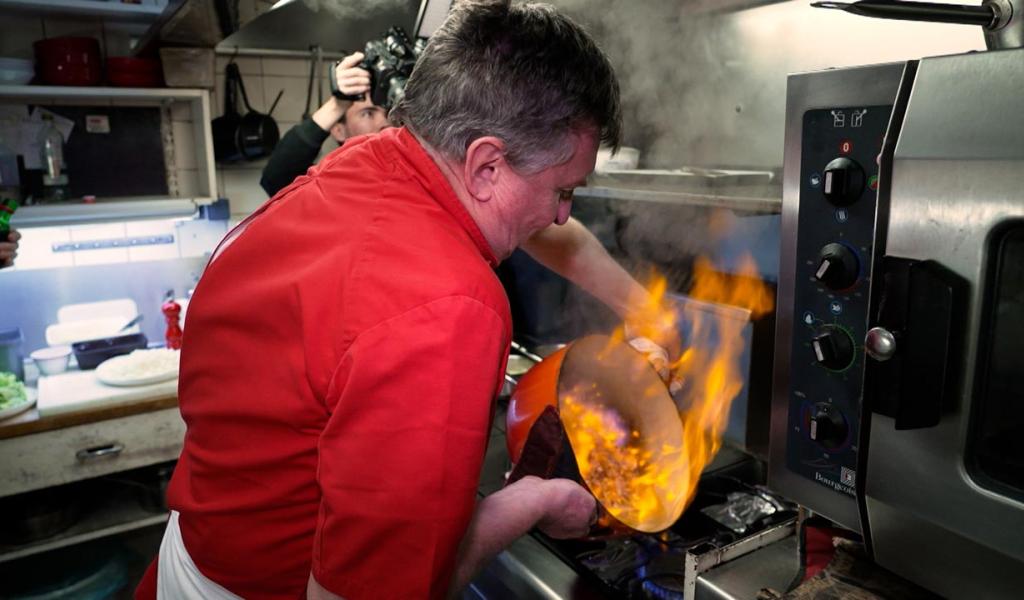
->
[106,57,163,87]
[34,37,102,86]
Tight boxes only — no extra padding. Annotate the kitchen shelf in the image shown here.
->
[0,84,204,102]
[0,85,218,219]
[575,185,782,214]
[0,490,167,564]
[0,0,167,23]
[11,198,200,228]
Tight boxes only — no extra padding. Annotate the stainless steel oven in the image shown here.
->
[770,47,1024,598]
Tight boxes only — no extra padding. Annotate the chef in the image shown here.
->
[136,1,676,599]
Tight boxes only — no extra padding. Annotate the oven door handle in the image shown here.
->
[864,256,969,429]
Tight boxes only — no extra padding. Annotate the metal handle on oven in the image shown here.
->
[75,443,125,461]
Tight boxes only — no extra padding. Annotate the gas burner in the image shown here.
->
[636,551,688,599]
[578,538,649,589]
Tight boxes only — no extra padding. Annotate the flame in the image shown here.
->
[559,253,774,531]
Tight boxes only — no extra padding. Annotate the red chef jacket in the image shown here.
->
[141,127,512,599]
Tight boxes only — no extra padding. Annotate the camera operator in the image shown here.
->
[259,52,389,197]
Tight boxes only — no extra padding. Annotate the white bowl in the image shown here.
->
[0,57,33,85]
[30,346,71,376]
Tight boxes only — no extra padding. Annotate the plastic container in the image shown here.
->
[30,346,71,376]
[106,56,163,87]
[0,327,24,382]
[33,37,102,86]
[159,47,214,88]
[71,333,148,370]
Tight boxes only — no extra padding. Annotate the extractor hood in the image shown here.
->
[216,0,424,55]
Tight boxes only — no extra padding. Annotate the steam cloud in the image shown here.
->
[302,0,408,21]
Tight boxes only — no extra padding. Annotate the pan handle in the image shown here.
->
[509,340,544,364]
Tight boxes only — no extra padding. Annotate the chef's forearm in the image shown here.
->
[521,217,649,319]
[447,476,550,597]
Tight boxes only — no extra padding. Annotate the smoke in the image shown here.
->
[548,0,752,170]
[301,0,408,21]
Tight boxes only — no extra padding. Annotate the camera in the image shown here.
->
[332,26,425,110]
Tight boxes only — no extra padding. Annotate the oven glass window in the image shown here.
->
[970,223,1024,498]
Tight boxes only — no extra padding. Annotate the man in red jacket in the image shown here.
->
[140,1,657,598]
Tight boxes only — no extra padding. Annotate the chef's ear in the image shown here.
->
[463,136,508,202]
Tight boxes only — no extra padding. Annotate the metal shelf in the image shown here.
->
[0,0,167,23]
[0,491,167,564]
[575,185,782,214]
[0,85,219,216]
[0,84,205,102]
[11,198,201,228]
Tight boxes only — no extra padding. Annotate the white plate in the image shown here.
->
[0,387,37,421]
[95,354,179,387]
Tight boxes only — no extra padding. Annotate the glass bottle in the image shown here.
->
[37,113,69,202]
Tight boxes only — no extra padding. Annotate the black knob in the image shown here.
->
[809,403,848,449]
[822,157,866,206]
[815,243,860,290]
[812,325,855,371]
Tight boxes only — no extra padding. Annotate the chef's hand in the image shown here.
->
[0,229,19,269]
[333,52,371,98]
[531,477,597,539]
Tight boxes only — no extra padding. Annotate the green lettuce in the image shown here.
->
[0,372,27,409]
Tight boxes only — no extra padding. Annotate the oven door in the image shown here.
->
[863,48,1024,600]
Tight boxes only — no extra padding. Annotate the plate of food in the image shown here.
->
[95,348,180,387]
[0,373,36,421]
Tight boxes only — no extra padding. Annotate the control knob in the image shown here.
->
[812,325,855,371]
[815,243,860,290]
[809,403,849,449]
[822,157,865,206]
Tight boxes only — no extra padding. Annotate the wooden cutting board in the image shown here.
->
[37,370,178,417]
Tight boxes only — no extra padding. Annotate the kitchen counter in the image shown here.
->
[0,393,177,440]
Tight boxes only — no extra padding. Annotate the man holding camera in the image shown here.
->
[259,52,389,197]
[138,2,678,599]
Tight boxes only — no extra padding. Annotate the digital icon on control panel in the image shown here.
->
[809,172,822,188]
[831,110,846,128]
[829,300,843,315]
[834,208,849,223]
[839,139,853,154]
[851,108,867,128]
[803,311,816,326]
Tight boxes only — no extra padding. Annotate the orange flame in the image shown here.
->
[560,253,774,531]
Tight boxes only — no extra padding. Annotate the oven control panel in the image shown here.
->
[784,105,891,497]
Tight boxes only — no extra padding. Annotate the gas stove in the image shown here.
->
[522,458,797,600]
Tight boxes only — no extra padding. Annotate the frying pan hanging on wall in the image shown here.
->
[212,62,283,163]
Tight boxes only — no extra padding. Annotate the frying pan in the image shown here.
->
[213,62,282,163]
[506,334,688,536]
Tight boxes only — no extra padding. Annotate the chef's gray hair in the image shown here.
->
[391,0,621,173]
